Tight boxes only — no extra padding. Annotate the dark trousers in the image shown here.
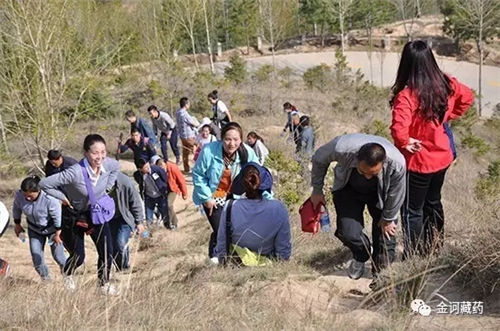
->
[109,216,132,271]
[145,195,170,226]
[203,205,224,258]
[333,188,396,275]
[61,209,113,286]
[160,128,180,161]
[402,168,447,258]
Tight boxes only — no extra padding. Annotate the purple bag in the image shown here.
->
[80,161,115,225]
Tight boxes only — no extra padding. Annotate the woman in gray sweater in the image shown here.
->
[39,134,120,295]
[13,176,67,281]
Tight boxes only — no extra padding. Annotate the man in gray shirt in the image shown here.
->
[309,133,406,288]
[147,105,180,165]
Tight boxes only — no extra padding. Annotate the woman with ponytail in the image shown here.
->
[192,122,264,261]
[12,175,67,281]
[215,162,291,262]
[208,90,232,129]
[246,132,269,166]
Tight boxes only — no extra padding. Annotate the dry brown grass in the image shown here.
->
[1,63,500,331]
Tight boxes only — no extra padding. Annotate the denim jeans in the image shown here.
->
[109,216,132,271]
[145,196,170,226]
[28,228,67,280]
[160,128,180,161]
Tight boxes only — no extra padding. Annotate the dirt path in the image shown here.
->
[213,51,500,117]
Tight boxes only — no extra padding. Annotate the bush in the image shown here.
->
[277,66,294,88]
[460,133,491,157]
[147,80,166,100]
[252,64,274,83]
[302,63,333,92]
[265,150,305,210]
[224,53,248,84]
[475,160,500,200]
[361,119,391,140]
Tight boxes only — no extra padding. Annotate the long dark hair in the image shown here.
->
[221,122,248,164]
[283,102,297,111]
[242,165,263,200]
[390,40,453,122]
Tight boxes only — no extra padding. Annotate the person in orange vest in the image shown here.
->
[153,157,188,230]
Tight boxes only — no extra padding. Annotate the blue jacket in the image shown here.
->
[133,118,157,145]
[133,165,170,199]
[192,141,272,205]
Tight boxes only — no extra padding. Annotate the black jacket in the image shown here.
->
[133,165,170,199]
[44,156,78,177]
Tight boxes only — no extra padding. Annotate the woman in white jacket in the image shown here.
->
[247,132,269,166]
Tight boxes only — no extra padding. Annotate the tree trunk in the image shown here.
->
[224,0,230,50]
[0,112,8,154]
[340,13,345,55]
[202,0,214,73]
[368,29,373,84]
[320,23,325,48]
[152,2,161,59]
[190,33,199,71]
[314,22,318,36]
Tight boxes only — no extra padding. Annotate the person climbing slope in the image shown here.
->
[246,132,269,166]
[390,40,474,258]
[39,134,121,295]
[216,162,291,265]
[208,90,232,129]
[192,122,262,262]
[13,175,67,282]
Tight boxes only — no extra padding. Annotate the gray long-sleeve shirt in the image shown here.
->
[13,190,61,235]
[111,172,145,228]
[152,111,176,135]
[311,133,406,222]
[39,158,120,212]
[299,126,315,159]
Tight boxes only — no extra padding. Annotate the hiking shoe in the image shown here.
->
[100,283,120,296]
[347,259,365,280]
[63,276,76,292]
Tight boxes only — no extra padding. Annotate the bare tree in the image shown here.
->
[0,0,125,170]
[328,0,355,55]
[260,0,297,70]
[390,0,419,41]
[168,0,202,71]
[202,0,215,73]
[443,0,500,116]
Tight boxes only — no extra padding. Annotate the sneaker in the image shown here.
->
[100,283,120,296]
[176,157,181,165]
[63,275,76,292]
[347,259,365,280]
[169,224,177,231]
[209,257,219,265]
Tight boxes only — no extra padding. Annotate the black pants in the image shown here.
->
[333,188,396,275]
[203,205,224,258]
[402,168,447,258]
[61,207,113,286]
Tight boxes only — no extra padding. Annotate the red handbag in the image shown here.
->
[299,198,323,234]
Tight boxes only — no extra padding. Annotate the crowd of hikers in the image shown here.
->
[0,40,474,294]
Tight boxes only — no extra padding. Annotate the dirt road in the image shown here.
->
[214,51,500,117]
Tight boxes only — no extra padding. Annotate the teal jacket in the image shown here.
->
[192,141,273,205]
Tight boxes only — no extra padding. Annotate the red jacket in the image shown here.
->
[390,76,474,174]
[165,162,188,197]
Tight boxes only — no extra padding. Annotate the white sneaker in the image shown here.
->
[100,283,120,296]
[63,276,76,292]
[209,257,219,265]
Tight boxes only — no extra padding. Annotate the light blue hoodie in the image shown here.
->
[192,141,272,205]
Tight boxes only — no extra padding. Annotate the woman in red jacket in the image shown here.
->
[390,40,474,258]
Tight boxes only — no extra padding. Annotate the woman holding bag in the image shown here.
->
[39,134,120,295]
[390,40,474,258]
